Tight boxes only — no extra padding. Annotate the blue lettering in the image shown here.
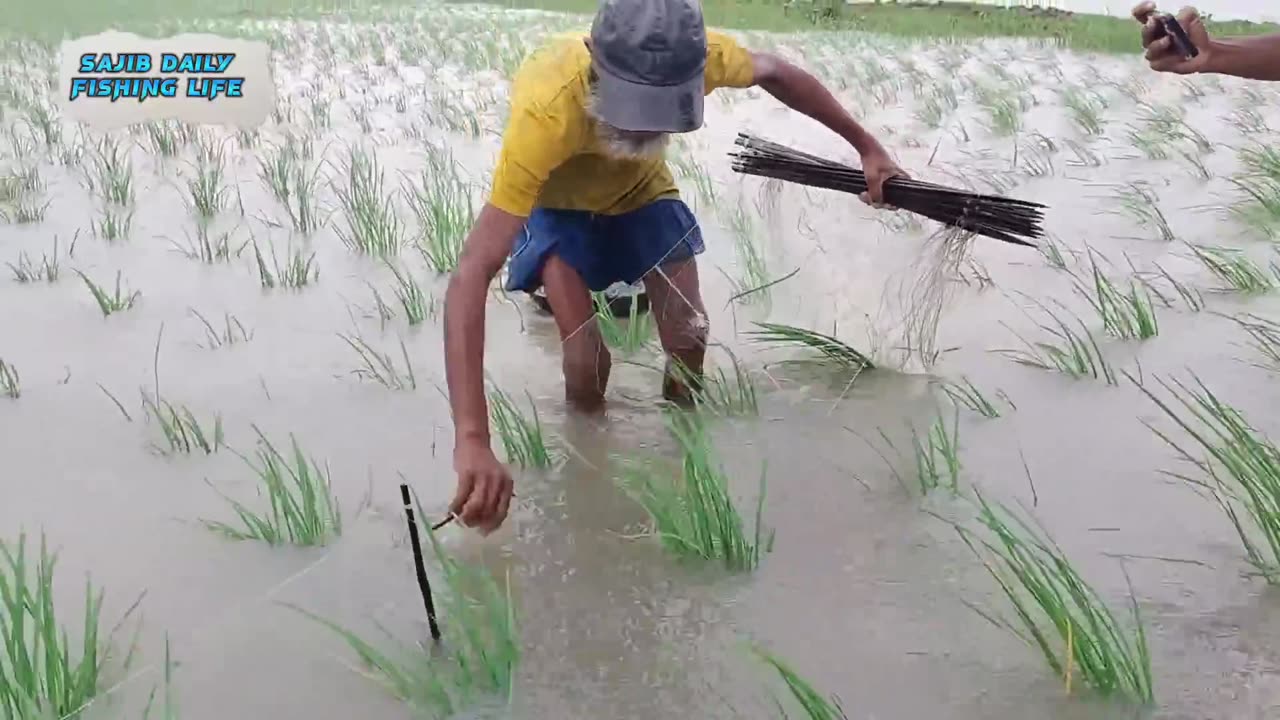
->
[160,53,178,73]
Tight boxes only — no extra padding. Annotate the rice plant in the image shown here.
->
[140,390,224,455]
[1187,244,1277,294]
[1229,144,1280,237]
[753,646,848,720]
[340,333,416,390]
[184,156,231,219]
[1109,182,1174,242]
[938,376,1009,419]
[171,222,245,264]
[76,270,140,316]
[286,513,518,717]
[1060,86,1106,136]
[252,239,318,289]
[386,261,435,326]
[93,206,133,243]
[1071,255,1159,340]
[488,385,553,468]
[258,146,324,234]
[336,146,405,257]
[90,135,134,206]
[998,307,1117,385]
[1228,313,1280,371]
[203,427,342,547]
[619,411,772,571]
[593,292,653,354]
[404,162,473,273]
[2,198,50,224]
[1133,372,1280,583]
[7,234,68,283]
[877,406,962,495]
[952,488,1153,702]
[667,351,758,416]
[0,532,140,719]
[747,322,874,375]
[143,120,182,157]
[190,309,253,349]
[0,358,19,399]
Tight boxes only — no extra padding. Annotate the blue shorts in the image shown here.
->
[504,198,705,294]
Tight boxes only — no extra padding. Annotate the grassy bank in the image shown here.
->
[465,0,1277,54]
[7,0,1277,49]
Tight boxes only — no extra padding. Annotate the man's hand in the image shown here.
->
[1133,2,1214,74]
[450,439,514,534]
[859,146,907,209]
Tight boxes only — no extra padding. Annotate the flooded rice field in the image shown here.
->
[5,4,1280,719]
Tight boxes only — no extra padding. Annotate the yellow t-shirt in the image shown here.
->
[488,30,755,217]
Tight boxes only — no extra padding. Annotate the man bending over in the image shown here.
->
[444,0,905,533]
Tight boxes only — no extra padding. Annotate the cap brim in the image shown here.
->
[593,69,704,133]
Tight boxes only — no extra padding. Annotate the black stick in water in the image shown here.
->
[399,483,442,642]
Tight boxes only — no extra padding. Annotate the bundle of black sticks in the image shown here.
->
[728,133,1046,247]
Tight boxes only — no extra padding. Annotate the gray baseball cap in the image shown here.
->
[588,0,707,133]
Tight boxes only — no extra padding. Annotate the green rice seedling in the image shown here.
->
[1228,108,1270,135]
[171,222,245,263]
[1,197,50,224]
[1149,262,1205,312]
[952,488,1153,702]
[184,153,231,219]
[252,239,318,289]
[1228,313,1280,370]
[1177,149,1212,181]
[998,306,1117,385]
[1064,139,1104,168]
[488,384,553,468]
[143,120,182,157]
[619,411,771,572]
[258,145,324,234]
[404,163,474,273]
[236,127,259,150]
[878,407,962,494]
[1132,372,1280,583]
[1110,182,1175,242]
[0,358,19,399]
[336,147,405,257]
[1230,144,1280,236]
[339,333,416,390]
[1060,86,1106,136]
[593,292,653,354]
[6,235,68,283]
[386,260,434,325]
[1138,101,1212,153]
[77,269,140,316]
[91,135,133,206]
[1038,235,1069,270]
[1071,255,1160,340]
[938,376,1009,419]
[139,390,223,455]
[287,513,518,717]
[139,635,178,720]
[667,351,758,416]
[746,322,874,375]
[753,645,848,720]
[0,532,141,719]
[1125,125,1169,161]
[203,427,342,547]
[973,83,1023,136]
[259,142,296,204]
[1187,244,1277,294]
[725,202,770,300]
[94,205,133,242]
[190,309,253,349]
[23,101,61,149]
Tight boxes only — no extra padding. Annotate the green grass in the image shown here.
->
[340,333,417,390]
[952,488,1154,703]
[938,376,1011,419]
[0,532,141,719]
[877,406,962,495]
[76,270,140,316]
[593,293,654,354]
[998,306,1117,385]
[668,351,759,417]
[404,155,474,274]
[753,645,848,720]
[1133,372,1280,584]
[252,239,318,289]
[747,322,874,375]
[287,504,518,718]
[487,385,554,469]
[203,427,343,547]
[385,260,435,326]
[335,146,405,258]
[140,390,224,455]
[1071,254,1159,341]
[1229,313,1280,371]
[0,358,19,399]
[1187,244,1278,294]
[619,411,772,572]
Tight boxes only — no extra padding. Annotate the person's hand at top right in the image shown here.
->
[1132,2,1214,74]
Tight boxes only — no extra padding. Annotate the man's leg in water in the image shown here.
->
[502,208,613,411]
[643,256,707,404]
[541,255,610,411]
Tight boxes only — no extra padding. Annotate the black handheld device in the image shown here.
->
[1154,12,1200,60]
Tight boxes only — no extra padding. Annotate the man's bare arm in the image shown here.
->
[1205,34,1280,81]
[746,51,886,158]
[444,204,527,447]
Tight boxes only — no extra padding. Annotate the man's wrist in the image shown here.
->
[455,427,489,448]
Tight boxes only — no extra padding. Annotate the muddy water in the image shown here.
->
[5,6,1280,720]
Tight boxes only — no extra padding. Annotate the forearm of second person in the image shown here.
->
[752,54,887,156]
[443,206,521,447]
[1207,33,1280,81]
